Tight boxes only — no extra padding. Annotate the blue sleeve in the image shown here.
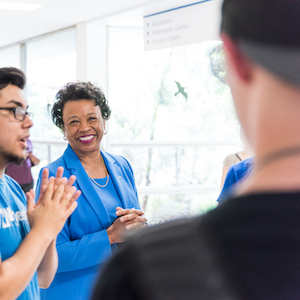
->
[217,167,237,204]
[56,227,112,272]
[35,167,114,273]
[217,157,254,204]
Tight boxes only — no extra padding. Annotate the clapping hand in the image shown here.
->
[26,167,81,239]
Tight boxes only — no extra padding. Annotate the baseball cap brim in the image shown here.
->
[239,39,300,86]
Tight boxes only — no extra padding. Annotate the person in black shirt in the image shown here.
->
[91,1,300,299]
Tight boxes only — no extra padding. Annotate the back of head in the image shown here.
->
[0,67,26,90]
[221,0,300,85]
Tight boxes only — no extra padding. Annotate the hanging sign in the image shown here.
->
[144,0,222,51]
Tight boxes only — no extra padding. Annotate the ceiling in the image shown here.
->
[0,0,198,48]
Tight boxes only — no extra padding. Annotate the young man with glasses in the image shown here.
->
[0,67,81,300]
[91,1,300,299]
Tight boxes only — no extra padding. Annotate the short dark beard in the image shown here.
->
[3,152,25,166]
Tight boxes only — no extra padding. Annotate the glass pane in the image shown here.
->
[108,27,237,143]
[26,28,76,171]
[0,44,20,68]
[140,192,219,225]
[27,28,76,141]
[110,146,177,187]
[108,27,241,222]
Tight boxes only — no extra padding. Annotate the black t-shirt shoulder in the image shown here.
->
[92,217,239,300]
[204,191,300,300]
[92,191,300,300]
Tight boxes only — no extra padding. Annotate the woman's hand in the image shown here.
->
[116,207,147,230]
[106,207,147,245]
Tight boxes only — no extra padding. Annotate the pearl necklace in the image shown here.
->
[90,174,109,188]
[89,154,109,188]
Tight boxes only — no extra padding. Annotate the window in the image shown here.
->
[26,28,76,178]
[108,27,240,224]
[0,44,20,68]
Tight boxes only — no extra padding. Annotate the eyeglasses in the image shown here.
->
[0,106,33,121]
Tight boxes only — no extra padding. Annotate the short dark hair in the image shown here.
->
[52,81,111,130]
[0,67,26,91]
[221,0,300,85]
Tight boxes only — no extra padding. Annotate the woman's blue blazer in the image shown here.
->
[35,145,140,300]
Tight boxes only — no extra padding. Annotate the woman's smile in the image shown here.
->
[78,134,95,143]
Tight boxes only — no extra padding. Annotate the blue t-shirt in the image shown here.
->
[217,157,254,204]
[0,175,39,300]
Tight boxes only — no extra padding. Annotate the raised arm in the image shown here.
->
[0,168,80,300]
[35,167,79,287]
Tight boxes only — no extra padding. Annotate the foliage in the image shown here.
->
[108,28,241,222]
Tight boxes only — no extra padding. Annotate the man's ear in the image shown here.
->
[221,32,253,83]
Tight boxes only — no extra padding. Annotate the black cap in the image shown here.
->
[221,0,300,84]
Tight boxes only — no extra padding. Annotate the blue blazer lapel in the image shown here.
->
[63,145,111,229]
[102,151,134,209]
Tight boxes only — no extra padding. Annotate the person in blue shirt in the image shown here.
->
[220,129,253,189]
[35,81,147,300]
[217,157,254,204]
[0,67,80,300]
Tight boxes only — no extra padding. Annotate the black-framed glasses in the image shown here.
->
[0,106,33,121]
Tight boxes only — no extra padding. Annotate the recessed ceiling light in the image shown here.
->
[0,2,42,11]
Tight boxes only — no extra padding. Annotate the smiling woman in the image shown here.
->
[34,81,147,300]
[62,99,106,158]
